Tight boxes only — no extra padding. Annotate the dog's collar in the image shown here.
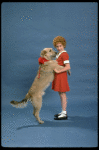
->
[38,57,49,64]
[38,57,50,79]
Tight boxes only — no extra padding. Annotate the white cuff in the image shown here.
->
[64,60,70,64]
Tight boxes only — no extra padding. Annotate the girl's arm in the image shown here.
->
[54,63,71,73]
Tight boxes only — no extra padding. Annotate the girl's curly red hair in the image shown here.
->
[53,36,66,48]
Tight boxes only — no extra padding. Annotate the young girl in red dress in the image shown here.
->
[52,36,71,120]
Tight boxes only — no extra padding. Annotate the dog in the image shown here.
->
[10,48,70,124]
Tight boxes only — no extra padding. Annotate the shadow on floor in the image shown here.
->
[17,115,97,131]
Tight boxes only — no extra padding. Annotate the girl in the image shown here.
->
[52,36,71,120]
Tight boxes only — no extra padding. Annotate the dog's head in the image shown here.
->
[40,48,57,60]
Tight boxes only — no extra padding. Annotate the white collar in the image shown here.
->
[56,50,67,59]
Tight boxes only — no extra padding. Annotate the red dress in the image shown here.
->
[52,51,70,92]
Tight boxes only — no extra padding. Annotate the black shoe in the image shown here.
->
[54,114,68,120]
[54,113,61,118]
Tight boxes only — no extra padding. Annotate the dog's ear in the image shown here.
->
[40,50,47,57]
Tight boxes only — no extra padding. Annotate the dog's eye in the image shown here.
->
[49,49,51,52]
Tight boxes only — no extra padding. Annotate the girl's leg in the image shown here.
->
[58,92,67,111]
[54,92,68,119]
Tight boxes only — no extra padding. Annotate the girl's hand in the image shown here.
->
[54,68,60,73]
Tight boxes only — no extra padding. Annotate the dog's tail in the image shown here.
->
[10,98,30,108]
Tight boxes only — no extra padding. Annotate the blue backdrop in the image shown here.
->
[1,2,98,147]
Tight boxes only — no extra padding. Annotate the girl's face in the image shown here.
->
[56,43,64,52]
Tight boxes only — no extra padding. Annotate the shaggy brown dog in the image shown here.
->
[10,48,70,124]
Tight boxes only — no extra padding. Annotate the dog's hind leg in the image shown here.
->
[33,107,41,121]
[32,95,44,124]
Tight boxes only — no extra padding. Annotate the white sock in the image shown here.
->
[61,110,67,114]
[58,112,67,118]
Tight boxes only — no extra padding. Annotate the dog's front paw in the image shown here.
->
[67,70,71,76]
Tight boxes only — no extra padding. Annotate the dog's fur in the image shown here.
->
[10,48,70,124]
